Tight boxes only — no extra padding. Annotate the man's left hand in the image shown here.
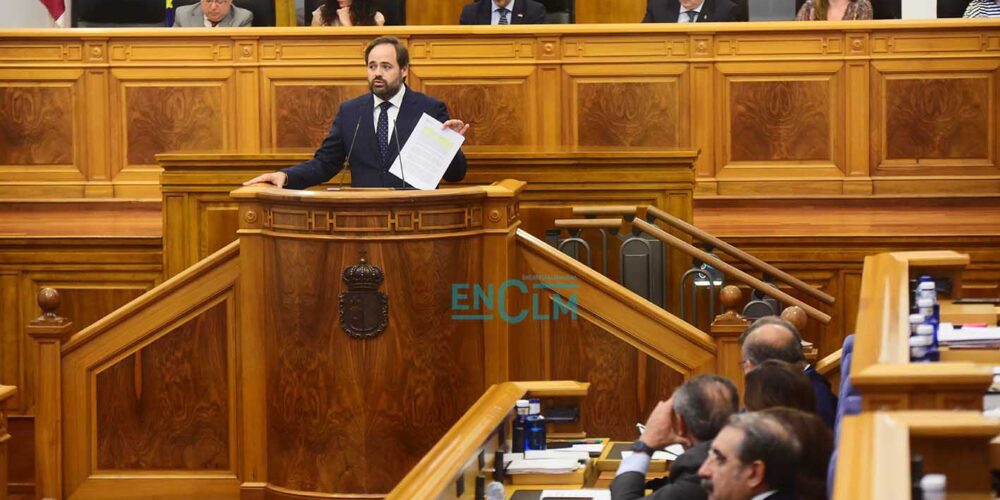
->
[442,119,470,136]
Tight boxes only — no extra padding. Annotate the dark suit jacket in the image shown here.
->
[459,0,547,24]
[806,365,839,429]
[282,87,467,189]
[641,0,740,22]
[610,440,710,500]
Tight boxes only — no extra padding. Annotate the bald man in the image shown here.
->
[738,316,838,428]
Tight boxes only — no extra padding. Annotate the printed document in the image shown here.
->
[388,113,465,190]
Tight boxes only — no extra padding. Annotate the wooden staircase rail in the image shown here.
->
[631,218,832,324]
[645,206,835,305]
[387,381,589,500]
[517,229,716,374]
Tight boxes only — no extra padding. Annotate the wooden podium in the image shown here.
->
[231,182,523,497]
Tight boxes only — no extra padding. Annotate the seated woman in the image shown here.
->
[762,407,834,500]
[796,0,873,20]
[964,0,1000,17]
[744,359,817,413]
[311,0,385,26]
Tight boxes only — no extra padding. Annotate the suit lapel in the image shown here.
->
[394,88,420,156]
[511,0,528,24]
[478,0,493,24]
[360,96,379,166]
[698,0,715,21]
[665,0,681,22]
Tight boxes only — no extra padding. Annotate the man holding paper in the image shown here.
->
[244,36,470,190]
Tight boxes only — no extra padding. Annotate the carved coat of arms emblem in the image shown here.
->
[339,257,389,339]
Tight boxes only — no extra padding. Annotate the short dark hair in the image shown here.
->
[761,408,833,500]
[672,374,739,442]
[727,412,801,492]
[364,36,409,69]
[738,316,805,365]
[744,359,816,413]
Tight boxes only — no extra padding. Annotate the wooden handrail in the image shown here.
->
[645,206,835,305]
[61,239,240,354]
[572,206,639,217]
[554,218,623,230]
[386,381,589,500]
[632,219,831,324]
[815,348,842,376]
[517,229,717,373]
[0,386,14,402]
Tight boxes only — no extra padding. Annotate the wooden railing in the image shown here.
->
[387,381,589,500]
[27,241,241,499]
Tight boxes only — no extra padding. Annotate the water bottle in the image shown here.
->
[920,474,946,500]
[910,313,926,335]
[526,399,546,451]
[910,333,933,362]
[917,276,940,326]
[512,399,529,453]
[484,481,505,500]
[917,298,939,328]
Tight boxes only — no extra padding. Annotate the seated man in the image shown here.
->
[174,0,253,27]
[739,316,838,428]
[459,0,546,24]
[611,374,740,500]
[697,412,800,500]
[641,0,740,23]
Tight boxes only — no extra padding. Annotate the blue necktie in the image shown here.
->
[685,10,697,22]
[498,8,509,24]
[376,101,391,167]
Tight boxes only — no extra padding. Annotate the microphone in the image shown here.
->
[337,117,363,190]
[391,116,413,190]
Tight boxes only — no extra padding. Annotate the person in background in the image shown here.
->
[459,0,547,25]
[697,412,800,500]
[963,0,1000,17]
[641,0,740,22]
[762,408,833,500]
[173,0,253,27]
[743,359,817,414]
[795,0,873,20]
[312,0,384,26]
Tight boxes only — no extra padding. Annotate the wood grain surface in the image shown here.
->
[0,86,74,165]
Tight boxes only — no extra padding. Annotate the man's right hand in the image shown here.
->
[243,172,287,189]
[640,397,691,450]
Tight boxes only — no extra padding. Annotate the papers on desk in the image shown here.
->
[524,450,592,461]
[506,458,582,474]
[937,323,1000,347]
[540,490,611,500]
[619,443,684,461]
[387,113,465,190]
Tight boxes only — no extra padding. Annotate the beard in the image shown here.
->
[369,77,402,100]
[700,478,714,494]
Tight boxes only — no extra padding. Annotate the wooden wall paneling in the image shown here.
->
[844,33,872,195]
[405,0,467,25]
[560,40,690,148]
[691,34,718,195]
[108,67,238,199]
[0,273,21,411]
[537,37,563,148]
[871,58,999,183]
[715,60,847,196]
[0,68,86,198]
[234,39,261,154]
[411,62,540,149]
[259,66,368,150]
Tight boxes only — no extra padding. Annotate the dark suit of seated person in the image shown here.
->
[244,37,469,190]
[611,375,739,500]
[459,0,547,24]
[174,0,253,26]
[738,316,839,430]
[641,0,740,22]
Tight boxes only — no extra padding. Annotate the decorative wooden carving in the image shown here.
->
[425,83,528,146]
[126,86,224,165]
[885,77,989,160]
[577,82,679,147]
[0,86,73,165]
[339,257,389,339]
[274,84,366,148]
[730,80,830,162]
[95,301,229,470]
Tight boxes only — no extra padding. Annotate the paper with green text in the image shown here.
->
[388,113,465,190]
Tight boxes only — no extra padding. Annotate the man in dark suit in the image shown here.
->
[459,0,547,25]
[697,413,800,500]
[244,36,469,190]
[641,0,740,22]
[738,316,839,429]
[611,375,739,500]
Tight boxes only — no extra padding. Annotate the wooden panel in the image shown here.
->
[272,84,363,149]
[577,81,680,147]
[95,301,229,470]
[885,77,990,160]
[729,79,831,162]
[575,0,646,23]
[124,86,225,166]
[0,85,74,165]
[264,237,485,493]
[423,81,532,147]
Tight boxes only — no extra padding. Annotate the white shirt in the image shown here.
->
[204,16,217,27]
[677,0,705,22]
[491,0,516,24]
[751,491,779,500]
[372,85,405,139]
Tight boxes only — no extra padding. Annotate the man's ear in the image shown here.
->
[401,66,409,83]
[745,460,766,490]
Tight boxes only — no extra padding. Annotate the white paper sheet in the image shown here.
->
[387,113,465,190]
[540,490,611,500]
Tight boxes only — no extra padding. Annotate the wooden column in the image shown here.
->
[26,288,72,500]
[0,385,16,500]
[710,286,749,395]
